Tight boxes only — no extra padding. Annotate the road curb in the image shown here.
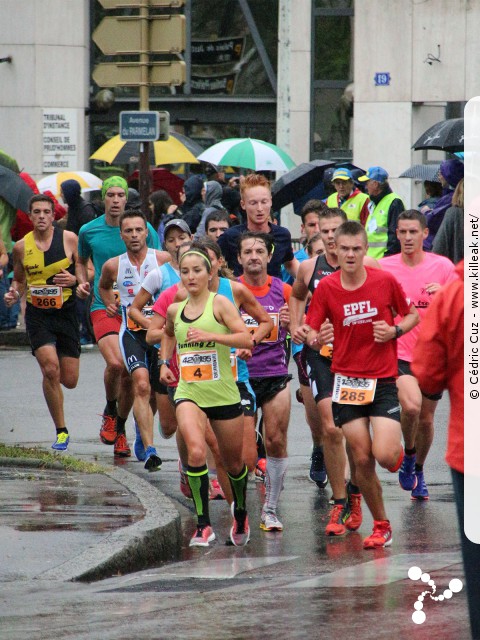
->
[34,466,182,583]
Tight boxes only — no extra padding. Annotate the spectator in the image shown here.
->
[182,175,205,234]
[204,210,231,241]
[195,181,225,237]
[423,158,464,251]
[418,180,443,215]
[221,185,243,225]
[149,189,181,244]
[61,179,97,236]
[433,178,464,264]
[326,168,370,224]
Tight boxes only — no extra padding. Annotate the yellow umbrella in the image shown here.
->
[90,133,200,165]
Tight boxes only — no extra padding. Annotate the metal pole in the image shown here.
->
[138,0,152,217]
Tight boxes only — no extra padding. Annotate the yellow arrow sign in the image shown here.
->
[92,61,186,87]
[93,15,185,55]
[97,0,184,7]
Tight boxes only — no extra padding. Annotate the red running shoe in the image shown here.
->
[190,525,215,547]
[178,459,192,499]
[346,485,363,531]
[255,458,266,483]
[325,503,350,536]
[100,414,117,445]
[114,433,131,457]
[363,520,392,549]
[209,478,226,500]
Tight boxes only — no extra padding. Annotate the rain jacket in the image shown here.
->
[411,261,463,473]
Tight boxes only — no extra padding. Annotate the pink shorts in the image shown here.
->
[91,309,122,342]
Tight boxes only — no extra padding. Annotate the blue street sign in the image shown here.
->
[120,111,159,141]
[374,72,391,86]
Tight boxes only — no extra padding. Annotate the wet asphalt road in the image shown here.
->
[0,348,471,640]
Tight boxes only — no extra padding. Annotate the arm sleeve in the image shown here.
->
[385,198,404,256]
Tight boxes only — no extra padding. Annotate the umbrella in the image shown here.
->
[197,138,296,172]
[0,166,35,211]
[90,132,201,165]
[412,118,464,152]
[271,160,336,210]
[37,171,103,196]
[0,148,20,173]
[398,164,441,182]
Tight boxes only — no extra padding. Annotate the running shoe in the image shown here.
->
[325,502,351,536]
[114,433,131,457]
[363,520,393,549]
[178,459,192,499]
[345,484,363,531]
[411,471,429,501]
[52,432,69,451]
[99,414,117,445]
[230,503,250,546]
[260,510,284,532]
[189,525,215,547]
[309,446,328,488]
[398,453,418,491]
[144,446,162,472]
[209,478,226,500]
[255,458,267,483]
[133,418,146,461]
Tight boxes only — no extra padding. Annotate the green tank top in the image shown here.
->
[174,292,240,408]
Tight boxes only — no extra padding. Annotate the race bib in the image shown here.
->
[30,285,63,309]
[332,374,377,405]
[112,282,120,304]
[180,350,220,383]
[320,343,333,360]
[230,353,238,381]
[127,305,153,331]
[241,312,279,343]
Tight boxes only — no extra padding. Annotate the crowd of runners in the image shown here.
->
[3,168,460,551]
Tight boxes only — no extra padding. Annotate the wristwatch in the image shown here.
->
[394,326,403,339]
[158,359,170,366]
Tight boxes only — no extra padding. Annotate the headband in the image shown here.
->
[102,176,129,200]
[179,250,212,269]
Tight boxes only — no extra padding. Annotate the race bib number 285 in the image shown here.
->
[332,374,377,405]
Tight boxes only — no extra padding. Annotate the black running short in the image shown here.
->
[305,347,334,403]
[332,379,401,427]
[175,399,243,421]
[249,374,292,407]
[119,328,163,393]
[398,359,442,401]
[25,302,80,358]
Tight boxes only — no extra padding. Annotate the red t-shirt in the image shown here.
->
[306,267,411,378]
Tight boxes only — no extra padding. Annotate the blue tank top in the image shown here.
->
[217,277,249,383]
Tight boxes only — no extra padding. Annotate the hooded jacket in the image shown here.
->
[424,159,464,251]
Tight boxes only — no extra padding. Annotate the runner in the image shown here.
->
[380,210,456,500]
[4,194,81,450]
[306,220,419,548]
[76,176,163,456]
[159,248,254,547]
[98,210,167,469]
[237,231,291,532]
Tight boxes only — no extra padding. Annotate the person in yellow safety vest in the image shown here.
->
[359,166,405,259]
[326,168,371,225]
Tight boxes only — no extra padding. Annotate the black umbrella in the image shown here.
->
[0,166,35,211]
[398,164,441,182]
[272,160,336,210]
[412,118,464,152]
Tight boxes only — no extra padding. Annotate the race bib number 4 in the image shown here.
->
[127,306,153,331]
[241,312,279,343]
[30,286,63,309]
[332,374,377,405]
[180,350,220,383]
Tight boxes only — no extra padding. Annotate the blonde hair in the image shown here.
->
[452,178,464,208]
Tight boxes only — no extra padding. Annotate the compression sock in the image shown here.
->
[264,456,288,513]
[227,465,248,512]
[104,399,117,416]
[116,416,127,435]
[405,447,416,456]
[187,464,210,526]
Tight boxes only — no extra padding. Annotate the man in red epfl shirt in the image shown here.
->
[306,221,419,549]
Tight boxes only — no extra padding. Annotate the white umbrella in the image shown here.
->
[37,171,102,195]
[197,138,296,172]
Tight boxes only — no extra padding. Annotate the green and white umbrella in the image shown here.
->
[197,138,296,172]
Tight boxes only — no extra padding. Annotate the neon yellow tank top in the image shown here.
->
[174,292,240,408]
[23,227,74,305]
